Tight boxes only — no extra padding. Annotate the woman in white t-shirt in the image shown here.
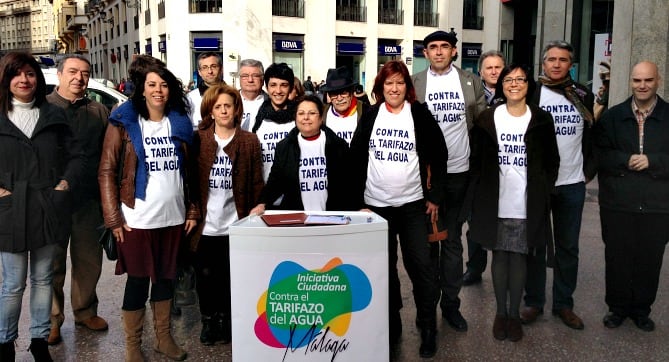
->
[349,60,448,358]
[468,64,559,342]
[99,55,198,361]
[190,84,264,345]
[250,95,351,214]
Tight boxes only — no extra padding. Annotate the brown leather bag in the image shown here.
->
[426,165,448,242]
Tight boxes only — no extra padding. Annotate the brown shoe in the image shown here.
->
[507,318,523,342]
[76,316,109,331]
[520,306,543,325]
[492,315,507,341]
[553,308,584,330]
[47,324,62,345]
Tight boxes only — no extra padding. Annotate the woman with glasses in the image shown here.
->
[467,64,559,342]
[250,95,350,213]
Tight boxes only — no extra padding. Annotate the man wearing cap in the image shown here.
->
[251,63,297,184]
[188,52,225,130]
[321,66,369,145]
[239,58,269,131]
[412,29,486,332]
[522,40,595,330]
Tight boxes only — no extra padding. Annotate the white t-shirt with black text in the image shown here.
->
[298,133,328,211]
[495,105,531,219]
[203,132,238,236]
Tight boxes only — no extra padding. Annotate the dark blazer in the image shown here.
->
[349,102,448,209]
[595,96,669,214]
[530,83,597,180]
[412,66,487,131]
[467,104,560,251]
[260,125,353,211]
[0,102,83,252]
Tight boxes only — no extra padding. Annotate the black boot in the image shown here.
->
[171,298,182,316]
[199,315,220,345]
[419,328,437,358]
[1,341,16,361]
[28,338,53,362]
[217,313,231,344]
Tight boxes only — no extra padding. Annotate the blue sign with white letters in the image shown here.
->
[275,40,304,52]
[379,45,401,56]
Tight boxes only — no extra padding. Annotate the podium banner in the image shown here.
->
[230,212,388,362]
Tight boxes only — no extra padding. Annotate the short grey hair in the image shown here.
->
[477,50,505,71]
[542,40,574,63]
[57,54,91,72]
[239,59,264,74]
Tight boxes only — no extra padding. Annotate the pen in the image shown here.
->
[280,219,303,223]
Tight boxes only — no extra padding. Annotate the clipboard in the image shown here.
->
[260,213,308,226]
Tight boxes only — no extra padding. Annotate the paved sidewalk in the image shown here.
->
[10,183,669,361]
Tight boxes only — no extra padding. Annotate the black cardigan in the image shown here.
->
[260,125,353,211]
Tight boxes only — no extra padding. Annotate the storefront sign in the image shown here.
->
[462,45,482,58]
[337,42,365,55]
[193,37,220,51]
[414,45,425,57]
[378,45,401,56]
[275,39,304,52]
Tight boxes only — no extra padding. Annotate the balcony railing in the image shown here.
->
[272,0,304,17]
[336,6,366,22]
[414,11,439,27]
[379,8,403,25]
[463,15,484,30]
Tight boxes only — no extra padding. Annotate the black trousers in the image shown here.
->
[600,208,669,317]
[195,235,231,317]
[370,199,439,331]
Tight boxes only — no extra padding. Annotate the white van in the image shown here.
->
[43,68,127,112]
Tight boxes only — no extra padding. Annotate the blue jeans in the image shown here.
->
[525,182,585,310]
[0,243,57,342]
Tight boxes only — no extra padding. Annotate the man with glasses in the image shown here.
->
[412,29,486,333]
[188,52,225,130]
[321,66,368,145]
[239,59,268,131]
[522,40,595,331]
[46,54,110,345]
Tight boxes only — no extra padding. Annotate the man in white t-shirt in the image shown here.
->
[187,52,225,130]
[239,58,268,131]
[321,66,368,145]
[522,40,596,331]
[411,29,486,332]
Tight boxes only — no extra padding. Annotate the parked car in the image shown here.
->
[94,78,117,89]
[43,68,127,112]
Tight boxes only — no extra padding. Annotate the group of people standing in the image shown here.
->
[0,25,668,362]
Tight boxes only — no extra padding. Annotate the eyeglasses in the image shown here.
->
[296,110,320,118]
[240,74,263,79]
[328,91,350,98]
[502,77,528,84]
[199,64,220,72]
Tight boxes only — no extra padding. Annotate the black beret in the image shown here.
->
[423,30,458,48]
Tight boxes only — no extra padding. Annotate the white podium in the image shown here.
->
[229,211,389,362]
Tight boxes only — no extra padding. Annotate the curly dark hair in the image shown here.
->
[128,55,190,118]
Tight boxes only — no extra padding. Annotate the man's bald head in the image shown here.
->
[631,61,661,107]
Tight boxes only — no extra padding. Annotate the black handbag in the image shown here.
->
[98,131,126,261]
[98,227,118,260]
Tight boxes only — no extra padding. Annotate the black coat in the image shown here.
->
[0,102,83,252]
[260,125,353,211]
[595,96,669,214]
[467,104,560,251]
[349,102,448,209]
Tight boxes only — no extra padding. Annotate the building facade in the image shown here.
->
[0,0,55,58]
[78,0,507,91]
